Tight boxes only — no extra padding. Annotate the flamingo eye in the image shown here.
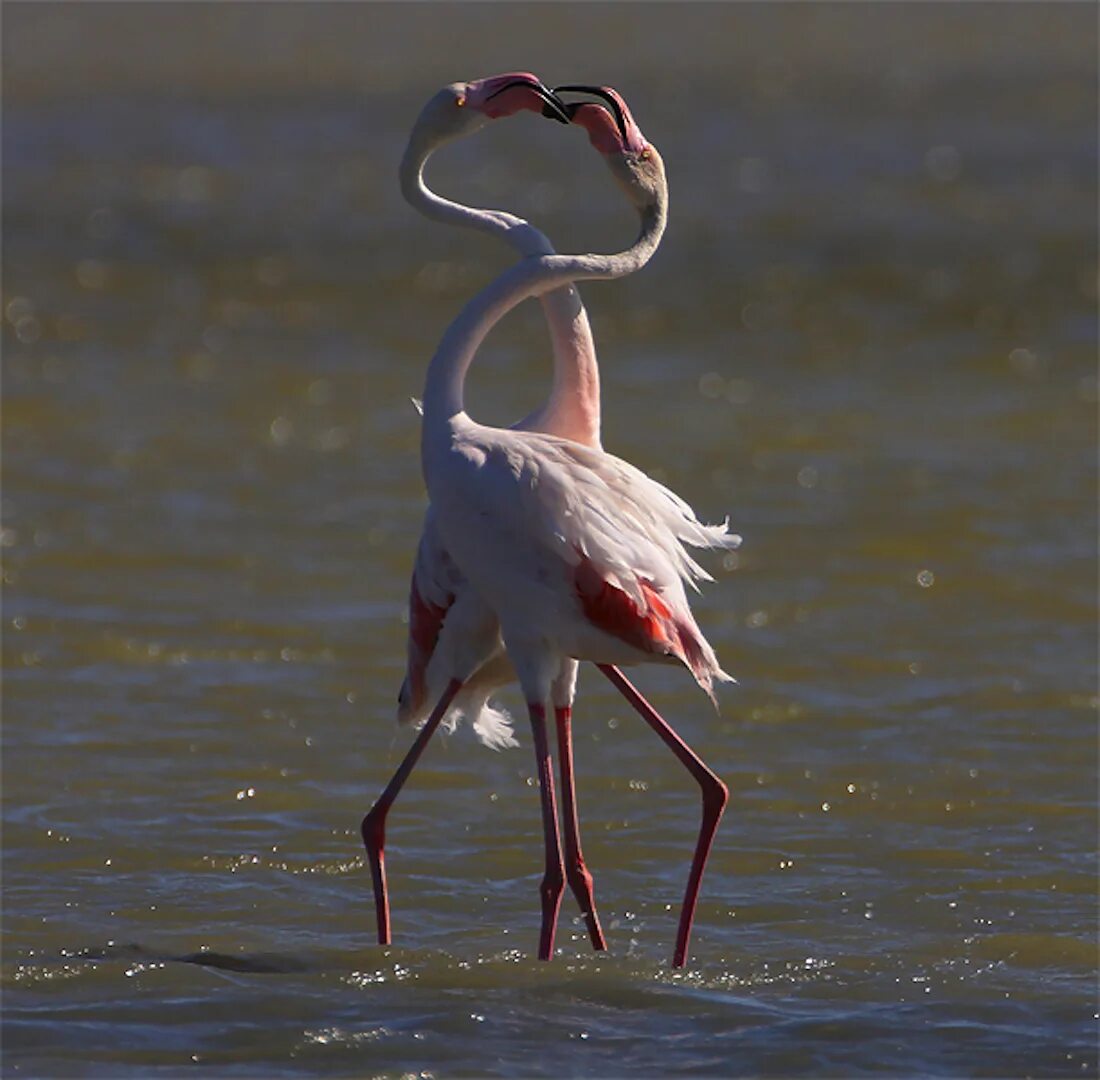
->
[640,146,652,161]
[455,95,466,108]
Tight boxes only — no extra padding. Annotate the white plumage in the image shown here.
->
[427,415,740,702]
[364,78,734,971]
[395,77,607,748]
[398,508,519,749]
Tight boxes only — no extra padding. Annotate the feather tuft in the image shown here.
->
[470,700,518,750]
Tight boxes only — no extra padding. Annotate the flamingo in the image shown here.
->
[391,73,618,950]
[396,73,602,745]
[365,86,740,969]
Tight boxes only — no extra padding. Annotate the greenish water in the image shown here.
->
[3,5,1097,1077]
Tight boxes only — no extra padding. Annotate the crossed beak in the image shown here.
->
[481,77,642,152]
[484,77,572,125]
[551,85,631,143]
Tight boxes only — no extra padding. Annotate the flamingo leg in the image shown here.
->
[554,706,607,951]
[528,702,565,961]
[596,664,728,969]
[361,677,463,946]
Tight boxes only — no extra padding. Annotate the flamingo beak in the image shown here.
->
[552,85,630,142]
[542,100,574,124]
[484,78,572,125]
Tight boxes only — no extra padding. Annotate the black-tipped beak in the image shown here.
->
[485,78,572,124]
[540,99,573,125]
[552,85,629,142]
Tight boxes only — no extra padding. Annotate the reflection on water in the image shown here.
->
[3,4,1097,1077]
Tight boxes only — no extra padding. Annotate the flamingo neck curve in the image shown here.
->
[421,194,667,455]
[400,127,602,447]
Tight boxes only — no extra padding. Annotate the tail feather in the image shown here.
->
[400,688,517,751]
[468,699,518,751]
[676,618,736,707]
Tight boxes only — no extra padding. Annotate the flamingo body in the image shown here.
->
[425,414,740,702]
[398,509,518,749]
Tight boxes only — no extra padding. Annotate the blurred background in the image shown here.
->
[3,4,1097,1077]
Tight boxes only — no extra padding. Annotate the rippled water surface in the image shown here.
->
[3,5,1097,1077]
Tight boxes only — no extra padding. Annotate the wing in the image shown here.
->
[436,421,739,698]
[449,424,740,610]
[396,507,463,726]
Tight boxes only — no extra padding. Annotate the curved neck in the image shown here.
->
[400,130,553,258]
[401,126,603,447]
[422,197,667,435]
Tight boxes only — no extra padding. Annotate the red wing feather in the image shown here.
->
[574,556,675,655]
[404,576,453,705]
[574,555,713,682]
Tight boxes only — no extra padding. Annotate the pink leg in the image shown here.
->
[554,706,607,951]
[597,664,728,969]
[529,703,565,961]
[361,677,463,946]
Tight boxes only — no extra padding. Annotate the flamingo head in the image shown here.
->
[555,85,665,212]
[411,72,571,148]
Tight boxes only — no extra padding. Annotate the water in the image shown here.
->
[3,5,1097,1077]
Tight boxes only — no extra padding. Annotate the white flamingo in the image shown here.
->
[395,72,602,746]
[390,73,616,950]
[365,86,739,969]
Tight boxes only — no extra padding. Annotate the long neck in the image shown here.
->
[400,131,552,255]
[401,129,602,446]
[422,196,667,436]
[517,283,600,447]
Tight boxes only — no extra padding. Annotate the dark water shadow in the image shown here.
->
[65,941,314,975]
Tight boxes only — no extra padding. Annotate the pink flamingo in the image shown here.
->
[366,86,739,969]
[395,73,602,746]
[391,73,613,951]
